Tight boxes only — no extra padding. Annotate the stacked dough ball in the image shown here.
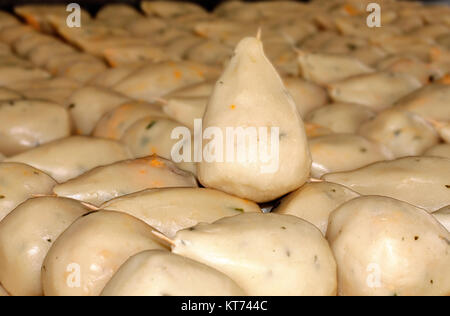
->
[0,0,449,296]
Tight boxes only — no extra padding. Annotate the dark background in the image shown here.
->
[0,0,448,14]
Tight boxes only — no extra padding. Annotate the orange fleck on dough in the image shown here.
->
[150,158,165,168]
[440,74,450,85]
[343,4,360,16]
[174,70,183,79]
[230,104,236,110]
[24,14,41,31]
[430,47,442,61]
[138,169,147,175]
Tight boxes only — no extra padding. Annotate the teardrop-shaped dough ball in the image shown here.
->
[172,213,337,296]
[0,197,90,296]
[274,182,360,235]
[328,72,422,112]
[327,196,450,296]
[306,103,375,134]
[358,109,439,158]
[42,210,167,296]
[198,37,311,203]
[5,136,132,183]
[0,162,56,221]
[102,187,260,238]
[101,250,246,296]
[0,99,71,156]
[433,206,450,231]
[323,157,450,212]
[309,134,393,178]
[425,144,450,159]
[54,156,198,206]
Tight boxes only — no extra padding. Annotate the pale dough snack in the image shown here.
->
[162,96,207,129]
[186,40,233,65]
[327,196,450,296]
[67,86,131,135]
[101,187,261,238]
[101,250,246,296]
[359,109,439,158]
[328,72,422,112]
[88,64,142,88]
[12,32,55,58]
[103,45,168,67]
[163,35,205,60]
[0,197,90,296]
[394,84,450,122]
[141,1,206,18]
[96,4,141,21]
[0,99,71,156]
[165,80,214,98]
[274,182,360,235]
[0,24,34,45]
[376,55,440,85]
[425,143,450,159]
[306,103,375,134]
[198,37,311,203]
[0,66,51,87]
[309,134,393,178]
[93,101,166,140]
[42,210,167,296]
[0,87,23,102]
[0,11,19,31]
[283,77,329,117]
[0,162,56,221]
[113,61,219,102]
[298,51,374,85]
[5,136,132,183]
[27,42,75,67]
[0,284,9,296]
[53,156,198,207]
[121,116,196,174]
[172,213,337,296]
[433,206,450,232]
[323,157,450,212]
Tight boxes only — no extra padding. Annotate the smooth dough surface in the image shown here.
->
[173,213,337,296]
[53,156,198,206]
[101,250,246,296]
[0,162,56,221]
[327,196,450,296]
[323,157,450,212]
[42,210,167,296]
[102,187,261,238]
[274,182,360,235]
[0,197,90,296]
[5,136,132,183]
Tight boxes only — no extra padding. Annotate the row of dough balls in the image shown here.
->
[0,0,448,296]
